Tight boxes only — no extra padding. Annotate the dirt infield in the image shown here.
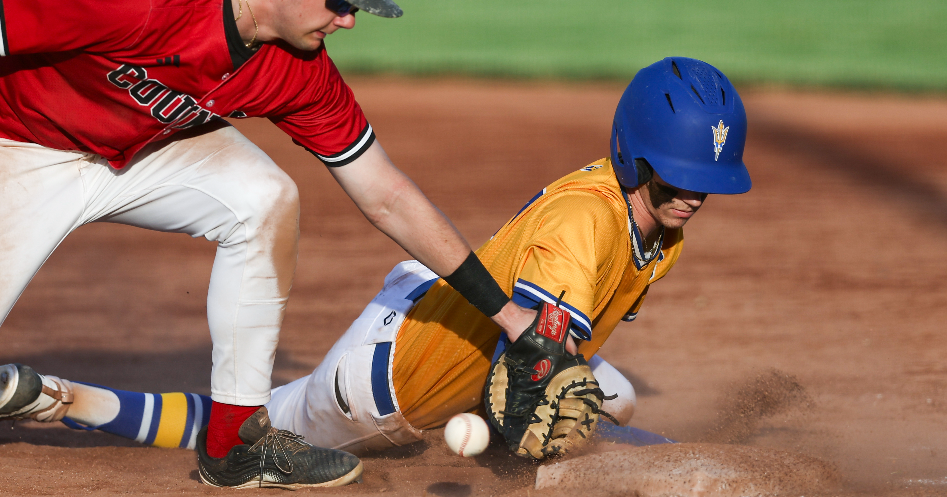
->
[2,79,947,496]
[535,443,840,495]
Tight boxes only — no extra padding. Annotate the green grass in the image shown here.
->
[326,0,947,90]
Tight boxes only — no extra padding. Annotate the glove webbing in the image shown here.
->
[537,379,619,447]
[501,362,621,432]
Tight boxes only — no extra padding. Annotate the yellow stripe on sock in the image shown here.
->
[152,393,189,448]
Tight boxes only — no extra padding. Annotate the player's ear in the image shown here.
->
[633,158,653,185]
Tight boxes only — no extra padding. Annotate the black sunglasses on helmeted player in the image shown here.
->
[327,0,358,16]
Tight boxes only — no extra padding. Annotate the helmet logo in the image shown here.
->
[712,120,730,161]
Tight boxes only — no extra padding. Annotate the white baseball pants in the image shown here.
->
[264,261,636,453]
[0,122,298,406]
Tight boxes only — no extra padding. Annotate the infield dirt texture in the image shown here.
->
[1,79,946,496]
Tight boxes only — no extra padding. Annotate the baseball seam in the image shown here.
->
[459,417,471,457]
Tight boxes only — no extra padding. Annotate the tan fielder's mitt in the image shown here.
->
[484,302,616,459]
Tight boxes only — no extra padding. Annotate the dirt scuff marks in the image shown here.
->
[702,369,812,444]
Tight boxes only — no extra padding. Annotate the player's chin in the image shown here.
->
[290,35,326,51]
[660,213,692,230]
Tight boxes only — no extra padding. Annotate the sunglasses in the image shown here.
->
[327,0,359,16]
[652,180,708,202]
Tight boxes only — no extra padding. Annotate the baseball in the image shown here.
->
[444,413,490,457]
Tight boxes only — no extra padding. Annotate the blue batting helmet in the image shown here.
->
[610,57,751,194]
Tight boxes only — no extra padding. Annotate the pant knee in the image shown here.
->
[589,355,636,426]
[242,170,300,238]
[211,167,299,297]
[602,387,636,426]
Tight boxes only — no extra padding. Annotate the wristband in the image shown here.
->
[443,252,510,317]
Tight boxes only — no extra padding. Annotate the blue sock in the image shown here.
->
[61,383,211,450]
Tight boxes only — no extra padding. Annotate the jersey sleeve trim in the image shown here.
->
[512,279,592,341]
[0,0,9,56]
[309,123,375,167]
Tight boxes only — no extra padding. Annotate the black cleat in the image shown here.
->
[197,406,363,489]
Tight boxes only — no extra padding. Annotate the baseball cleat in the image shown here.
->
[197,406,363,489]
[0,363,75,422]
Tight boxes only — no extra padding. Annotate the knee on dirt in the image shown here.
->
[588,356,636,425]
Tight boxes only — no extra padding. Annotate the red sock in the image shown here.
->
[205,402,260,458]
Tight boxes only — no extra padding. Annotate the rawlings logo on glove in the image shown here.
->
[536,307,566,341]
[483,302,616,460]
[531,359,551,381]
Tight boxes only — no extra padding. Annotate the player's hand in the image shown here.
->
[491,301,536,342]
[483,302,610,459]
[493,302,578,354]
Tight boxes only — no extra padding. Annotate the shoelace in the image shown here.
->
[249,428,310,487]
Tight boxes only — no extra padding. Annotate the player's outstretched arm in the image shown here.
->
[329,141,537,335]
[328,141,470,276]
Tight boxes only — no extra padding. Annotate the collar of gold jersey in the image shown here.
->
[621,188,665,270]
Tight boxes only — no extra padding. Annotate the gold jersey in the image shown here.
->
[391,159,683,429]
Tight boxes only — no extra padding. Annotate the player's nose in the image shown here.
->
[678,190,706,208]
[335,12,357,29]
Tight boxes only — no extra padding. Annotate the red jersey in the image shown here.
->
[0,0,372,168]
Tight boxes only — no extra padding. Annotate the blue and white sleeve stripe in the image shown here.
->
[512,279,593,341]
